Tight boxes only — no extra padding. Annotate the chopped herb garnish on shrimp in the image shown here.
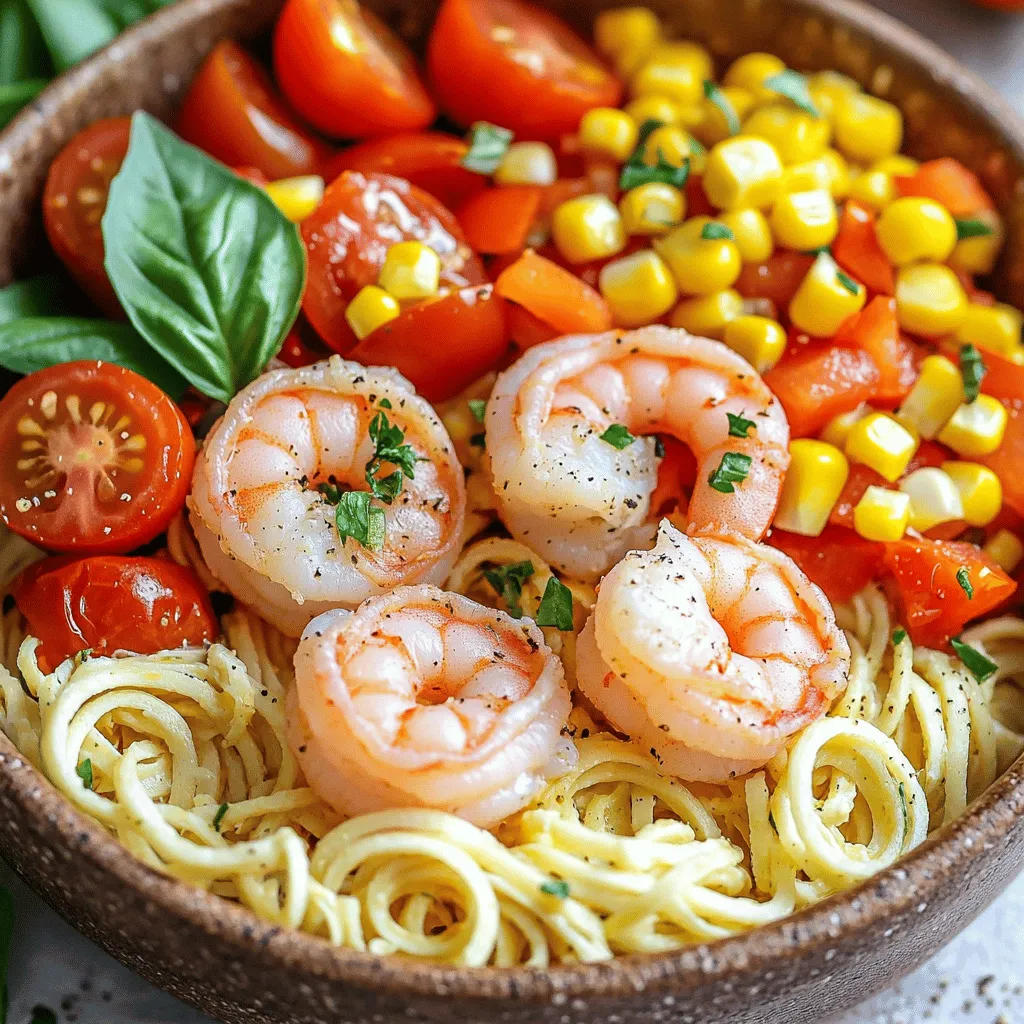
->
[365,409,419,504]
[893,628,907,646]
[600,423,636,449]
[536,577,574,631]
[726,412,756,438]
[468,398,487,423]
[708,452,752,493]
[335,491,386,551]
[483,561,535,619]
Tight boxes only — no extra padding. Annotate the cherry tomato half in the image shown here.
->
[0,362,195,554]
[427,0,623,139]
[274,0,436,139]
[12,555,217,671]
[42,117,131,318]
[176,40,334,181]
[301,170,486,352]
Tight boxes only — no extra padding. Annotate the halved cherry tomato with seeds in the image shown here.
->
[0,362,195,554]
[175,40,334,181]
[274,0,436,138]
[301,170,487,353]
[12,555,217,672]
[427,0,622,139]
[42,117,131,318]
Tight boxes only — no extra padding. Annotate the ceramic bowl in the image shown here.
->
[1,2,1024,1022]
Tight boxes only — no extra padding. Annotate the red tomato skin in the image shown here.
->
[456,186,543,254]
[834,296,917,404]
[348,284,508,402]
[12,556,217,672]
[175,40,333,180]
[883,538,1016,647]
[832,201,895,296]
[42,117,131,318]
[895,158,994,217]
[326,133,486,210]
[0,362,195,555]
[505,302,559,350]
[274,0,436,138]
[427,0,622,139]
[301,170,486,354]
[769,525,883,605]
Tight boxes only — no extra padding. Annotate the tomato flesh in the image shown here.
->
[12,555,217,671]
[301,170,486,353]
[734,251,815,314]
[769,525,882,605]
[832,201,894,297]
[833,296,917,404]
[42,117,131,318]
[0,362,195,554]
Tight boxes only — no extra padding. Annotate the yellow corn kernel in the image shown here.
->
[594,7,661,60]
[769,188,838,251]
[624,94,684,127]
[789,252,866,337]
[345,285,399,341]
[692,86,754,147]
[820,404,868,448]
[937,394,1009,457]
[719,208,774,262]
[646,41,713,82]
[821,149,851,198]
[872,154,918,176]
[722,314,787,372]
[494,141,558,186]
[618,182,686,235]
[702,135,784,210]
[807,70,860,121]
[579,107,639,162]
[898,467,965,531]
[723,52,786,104]
[955,302,1023,359]
[853,485,911,542]
[773,438,849,536]
[896,354,964,438]
[264,175,325,222]
[632,52,703,107]
[832,92,903,164]
[598,249,679,328]
[949,209,1003,276]
[984,528,1024,574]
[844,411,918,483]
[551,194,627,264]
[941,461,1003,527]
[742,104,831,165]
[780,150,849,196]
[643,124,699,170]
[875,197,957,265]
[378,241,441,300]
[895,263,969,338]
[846,168,895,211]
[654,216,742,294]
[669,288,744,338]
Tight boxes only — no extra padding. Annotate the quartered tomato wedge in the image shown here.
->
[274,0,436,138]
[42,116,131,317]
[301,170,487,352]
[427,0,623,139]
[175,40,334,180]
[0,362,195,554]
[12,555,217,671]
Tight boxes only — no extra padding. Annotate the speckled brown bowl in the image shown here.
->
[2,1,1024,1022]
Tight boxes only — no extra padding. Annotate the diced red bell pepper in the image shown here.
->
[834,296,917,404]
[734,251,815,312]
[833,201,895,296]
[456,186,543,254]
[894,158,994,217]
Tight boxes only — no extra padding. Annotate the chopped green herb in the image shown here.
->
[654,436,666,459]
[470,432,486,449]
[536,577,574,631]
[618,123,690,192]
[688,136,707,159]
[600,423,636,449]
[540,879,570,899]
[213,802,229,832]
[951,636,998,682]
[955,218,995,240]
[956,566,974,600]
[707,451,752,493]
[1,885,12,1024]
[701,221,735,241]
[317,480,344,505]
[378,397,392,409]
[365,410,419,503]
[461,121,514,174]
[703,80,740,136]
[75,647,93,665]
[483,561,535,619]
[959,343,986,404]
[807,244,832,257]
[335,491,386,551]
[898,781,909,845]
[764,69,820,117]
[76,758,93,791]
[726,411,756,438]
[835,268,860,295]
[468,398,487,423]
[892,628,907,646]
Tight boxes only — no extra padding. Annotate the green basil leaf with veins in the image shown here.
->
[0,274,64,326]
[102,112,305,403]
[0,316,187,397]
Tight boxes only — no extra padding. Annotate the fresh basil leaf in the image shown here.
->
[726,411,756,437]
[335,491,386,550]
[0,0,50,86]
[955,218,994,240]
[461,121,513,174]
[703,80,740,136]
[0,884,12,1024]
[708,451,752,493]
[483,560,534,619]
[76,757,94,790]
[0,316,187,397]
[212,802,229,832]
[959,343,986,404]
[0,77,45,127]
[599,423,635,449]
[536,577,573,631]
[764,69,820,117]
[25,0,119,71]
[950,636,997,682]
[835,268,860,295]
[0,274,63,325]
[892,628,907,646]
[103,112,305,403]
[956,566,974,600]
[701,221,735,241]
[468,398,487,423]
[539,879,570,898]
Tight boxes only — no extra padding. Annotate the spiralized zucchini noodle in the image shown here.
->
[2,394,1024,966]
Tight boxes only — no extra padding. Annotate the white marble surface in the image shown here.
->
[5,2,1024,1022]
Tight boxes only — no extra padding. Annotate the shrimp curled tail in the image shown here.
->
[288,585,576,828]
[576,522,850,782]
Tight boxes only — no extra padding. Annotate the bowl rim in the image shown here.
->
[3,0,1024,1004]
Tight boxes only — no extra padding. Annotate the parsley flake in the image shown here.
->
[618,120,690,190]
[461,121,514,174]
[600,423,636,449]
[213,802,229,832]
[483,561,535,619]
[959,343,986,404]
[726,411,756,438]
[764,69,820,117]
[701,221,735,241]
[898,781,909,845]
[536,577,574,631]
[951,636,998,682]
[335,491,386,551]
[703,80,740,136]
[956,566,974,600]
[366,410,419,503]
[708,451,752,493]
[955,218,995,240]
[892,628,907,646]
[835,267,860,295]
[468,398,487,423]
[378,397,392,409]
[540,879,570,899]
[76,758,94,791]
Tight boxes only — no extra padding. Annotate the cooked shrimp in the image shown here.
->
[288,585,575,828]
[486,325,789,580]
[189,357,465,636]
[576,521,849,782]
